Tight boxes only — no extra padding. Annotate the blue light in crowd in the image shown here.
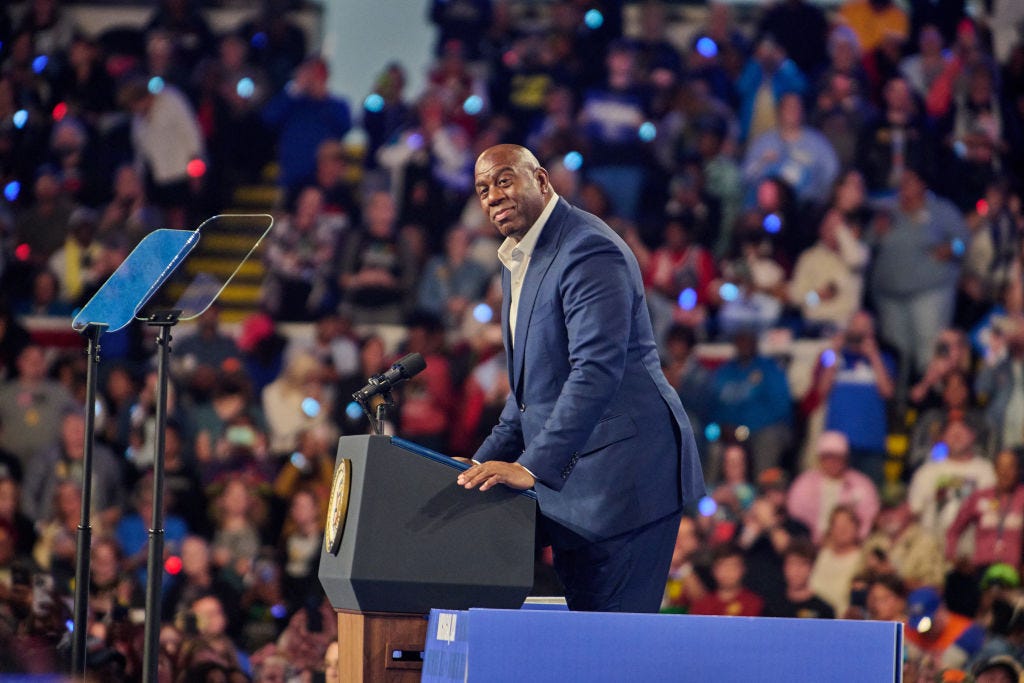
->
[301,397,321,418]
[805,291,821,308]
[407,132,424,150]
[345,401,363,420]
[821,348,837,368]
[251,32,268,49]
[705,422,721,442]
[763,213,782,234]
[696,37,718,59]
[12,110,27,130]
[584,9,604,29]
[931,442,950,461]
[463,94,483,115]
[951,238,966,257]
[148,77,165,95]
[270,604,287,619]
[698,496,718,517]
[562,151,583,171]
[236,77,255,99]
[94,400,103,419]
[473,303,493,323]
[719,282,739,302]
[364,93,385,113]
[3,181,20,202]
[677,288,697,311]
[638,121,657,142]
[32,55,48,74]
[66,620,74,633]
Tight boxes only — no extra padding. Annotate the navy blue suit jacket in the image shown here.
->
[474,198,706,543]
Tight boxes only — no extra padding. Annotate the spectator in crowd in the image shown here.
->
[184,592,251,677]
[14,268,71,317]
[870,167,969,382]
[262,56,351,205]
[808,312,896,484]
[867,572,908,621]
[901,25,954,101]
[710,441,757,523]
[0,345,75,469]
[96,165,161,251]
[787,431,880,544]
[910,327,974,406]
[0,468,34,558]
[764,538,835,618]
[278,487,322,614]
[309,139,360,223]
[118,75,204,230]
[962,178,1023,314]
[810,505,865,616]
[263,186,346,322]
[210,478,262,587]
[162,536,241,640]
[416,227,490,330]
[577,39,652,221]
[338,191,418,325]
[735,35,807,144]
[115,475,188,588]
[661,515,707,613]
[45,206,103,307]
[910,368,992,469]
[742,92,840,209]
[262,352,331,458]
[15,166,76,267]
[397,311,455,452]
[863,486,946,589]
[361,62,413,172]
[173,304,241,399]
[857,77,936,194]
[976,318,1024,451]
[946,449,1024,572]
[286,312,359,385]
[905,586,986,672]
[31,479,84,591]
[690,543,764,617]
[644,216,718,346]
[708,328,793,475]
[22,410,123,530]
[788,212,870,335]
[908,416,996,540]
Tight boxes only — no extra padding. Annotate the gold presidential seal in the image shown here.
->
[325,458,352,555]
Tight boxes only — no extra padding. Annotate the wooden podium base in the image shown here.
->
[335,610,428,683]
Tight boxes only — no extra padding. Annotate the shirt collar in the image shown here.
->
[497,192,559,269]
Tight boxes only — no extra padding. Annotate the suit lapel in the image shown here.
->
[511,199,570,398]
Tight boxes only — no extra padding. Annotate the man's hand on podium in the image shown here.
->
[457,461,536,492]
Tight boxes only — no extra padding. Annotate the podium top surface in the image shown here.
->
[391,436,538,501]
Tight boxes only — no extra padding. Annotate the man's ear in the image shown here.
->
[536,167,551,194]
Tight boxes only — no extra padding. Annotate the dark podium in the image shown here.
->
[318,435,536,682]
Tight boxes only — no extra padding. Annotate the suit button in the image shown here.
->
[519,403,526,412]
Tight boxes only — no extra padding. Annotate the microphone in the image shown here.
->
[352,353,426,403]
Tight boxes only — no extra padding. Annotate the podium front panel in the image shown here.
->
[319,435,535,613]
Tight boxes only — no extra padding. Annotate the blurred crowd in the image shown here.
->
[2,0,1024,680]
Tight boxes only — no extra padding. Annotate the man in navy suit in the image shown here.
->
[458,144,706,612]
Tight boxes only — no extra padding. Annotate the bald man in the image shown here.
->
[458,145,705,612]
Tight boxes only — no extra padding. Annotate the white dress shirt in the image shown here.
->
[497,192,559,344]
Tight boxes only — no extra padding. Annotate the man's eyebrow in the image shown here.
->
[475,164,515,180]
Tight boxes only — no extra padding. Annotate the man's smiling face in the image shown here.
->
[474,145,551,242]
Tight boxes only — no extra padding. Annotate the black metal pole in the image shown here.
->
[71,322,106,676]
[141,311,179,683]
